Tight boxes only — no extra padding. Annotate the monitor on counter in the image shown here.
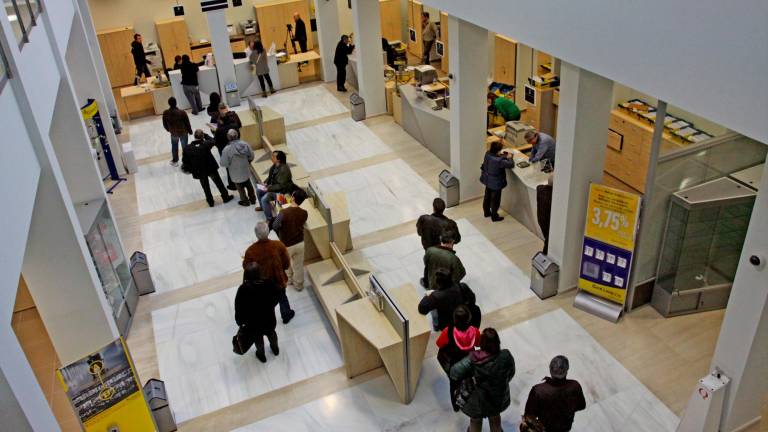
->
[409,28,416,42]
[173,5,184,16]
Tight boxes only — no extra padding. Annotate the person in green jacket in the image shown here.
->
[255,150,293,222]
[423,230,466,290]
[488,92,521,122]
[450,328,515,432]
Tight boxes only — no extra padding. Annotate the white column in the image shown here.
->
[547,62,613,291]
[707,162,768,431]
[206,9,238,106]
[314,0,340,82]
[351,0,386,116]
[448,16,488,200]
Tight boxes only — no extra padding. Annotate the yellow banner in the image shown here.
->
[81,100,99,120]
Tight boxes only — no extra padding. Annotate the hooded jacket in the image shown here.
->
[418,283,464,330]
[219,139,254,183]
[450,349,515,419]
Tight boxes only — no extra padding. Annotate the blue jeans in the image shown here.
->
[278,288,293,319]
[171,134,189,162]
[256,188,277,219]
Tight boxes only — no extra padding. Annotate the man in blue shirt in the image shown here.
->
[525,130,556,166]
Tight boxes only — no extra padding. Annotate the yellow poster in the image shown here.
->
[578,184,642,305]
[57,338,156,432]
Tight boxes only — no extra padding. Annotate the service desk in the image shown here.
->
[278,51,322,88]
[168,66,219,110]
[499,150,550,239]
[398,84,451,165]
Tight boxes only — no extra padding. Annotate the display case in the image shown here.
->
[652,177,756,317]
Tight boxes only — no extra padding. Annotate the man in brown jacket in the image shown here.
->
[273,189,309,291]
[243,221,296,324]
[162,97,192,166]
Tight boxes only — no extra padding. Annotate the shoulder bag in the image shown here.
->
[232,325,255,355]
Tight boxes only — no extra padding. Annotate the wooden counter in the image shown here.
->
[278,51,322,88]
[190,36,247,63]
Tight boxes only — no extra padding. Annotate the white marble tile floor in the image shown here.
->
[235,309,679,432]
[314,159,438,238]
[153,284,342,423]
[359,219,534,315]
[249,84,349,126]
[141,203,266,293]
[286,117,390,172]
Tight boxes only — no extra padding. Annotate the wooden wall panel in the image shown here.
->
[156,18,192,68]
[255,0,313,55]
[97,26,136,88]
[406,0,423,58]
[380,0,401,42]
[493,35,516,85]
[439,12,448,72]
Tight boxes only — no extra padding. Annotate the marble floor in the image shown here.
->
[314,159,438,238]
[153,284,342,422]
[286,117,390,172]
[358,218,534,315]
[249,84,349,126]
[141,202,265,293]
[236,309,679,432]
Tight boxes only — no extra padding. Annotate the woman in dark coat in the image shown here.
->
[480,141,515,222]
[235,263,281,363]
[450,327,515,432]
[207,92,221,123]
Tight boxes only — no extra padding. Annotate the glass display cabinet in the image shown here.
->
[652,177,756,317]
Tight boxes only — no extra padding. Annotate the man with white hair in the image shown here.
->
[524,355,586,432]
[219,129,256,206]
[242,221,295,324]
[524,130,557,166]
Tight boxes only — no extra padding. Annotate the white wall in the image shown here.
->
[424,0,768,144]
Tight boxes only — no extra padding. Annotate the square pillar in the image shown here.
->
[448,16,488,200]
[548,62,613,292]
[206,9,238,106]
[314,0,340,82]
[351,0,386,116]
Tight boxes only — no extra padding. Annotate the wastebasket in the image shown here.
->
[530,252,559,299]
[350,92,366,121]
[224,82,240,108]
[130,251,156,295]
[144,379,177,432]
[438,170,459,207]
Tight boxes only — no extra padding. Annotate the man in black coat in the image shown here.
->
[334,35,355,92]
[418,269,464,331]
[235,263,282,363]
[524,355,586,432]
[179,55,203,115]
[130,34,151,84]
[182,130,234,207]
[292,13,308,53]
[417,198,461,288]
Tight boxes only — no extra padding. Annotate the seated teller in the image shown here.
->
[488,93,521,122]
[525,130,556,166]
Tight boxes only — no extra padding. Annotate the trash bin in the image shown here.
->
[530,252,559,299]
[224,82,240,108]
[438,169,460,207]
[143,379,177,432]
[130,252,156,295]
[350,92,366,121]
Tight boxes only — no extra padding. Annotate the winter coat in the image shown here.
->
[293,18,307,43]
[459,283,482,329]
[450,349,515,419]
[181,137,219,179]
[131,40,148,67]
[418,283,464,330]
[242,240,290,288]
[162,107,192,138]
[220,139,254,183]
[416,213,461,249]
[250,50,270,75]
[334,41,355,66]
[480,152,515,191]
[234,278,281,335]
[214,111,243,152]
[424,246,466,290]
[265,163,293,193]
[436,325,479,373]
[524,377,586,432]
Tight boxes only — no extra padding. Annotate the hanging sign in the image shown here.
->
[57,338,156,432]
[577,184,642,305]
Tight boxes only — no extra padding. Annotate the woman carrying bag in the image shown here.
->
[480,141,515,222]
[436,305,480,412]
[450,328,515,432]
[249,40,275,97]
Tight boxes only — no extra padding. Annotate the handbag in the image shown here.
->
[452,376,477,409]
[232,326,254,355]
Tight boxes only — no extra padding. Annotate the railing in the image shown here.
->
[5,0,43,47]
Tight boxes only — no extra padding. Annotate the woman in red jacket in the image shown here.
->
[436,305,480,411]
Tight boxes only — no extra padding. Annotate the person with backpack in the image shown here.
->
[417,197,461,288]
[436,305,479,412]
[450,328,515,432]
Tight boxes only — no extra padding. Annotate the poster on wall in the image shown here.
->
[577,183,642,305]
[57,338,156,432]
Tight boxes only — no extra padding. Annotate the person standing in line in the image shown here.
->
[162,97,192,167]
[131,33,152,84]
[459,282,482,329]
[214,103,242,190]
[181,130,234,207]
[272,189,309,291]
[421,12,437,65]
[255,150,293,223]
[249,40,276,97]
[207,92,222,123]
[450,328,516,432]
[423,230,466,291]
[525,130,557,166]
[243,222,296,324]
[219,129,256,207]
[292,12,308,53]
[417,197,461,288]
[524,355,586,432]
[418,269,464,331]
[436,305,480,411]
[480,141,515,222]
[334,35,355,92]
[235,262,282,363]
[180,55,203,115]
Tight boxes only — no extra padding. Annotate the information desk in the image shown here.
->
[277,51,322,88]
[499,149,550,239]
[398,84,451,165]
[119,78,173,120]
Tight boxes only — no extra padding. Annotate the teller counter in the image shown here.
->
[398,84,451,165]
[500,149,550,239]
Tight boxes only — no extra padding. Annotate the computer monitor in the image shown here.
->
[524,84,536,106]
[435,40,444,57]
[409,28,416,42]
